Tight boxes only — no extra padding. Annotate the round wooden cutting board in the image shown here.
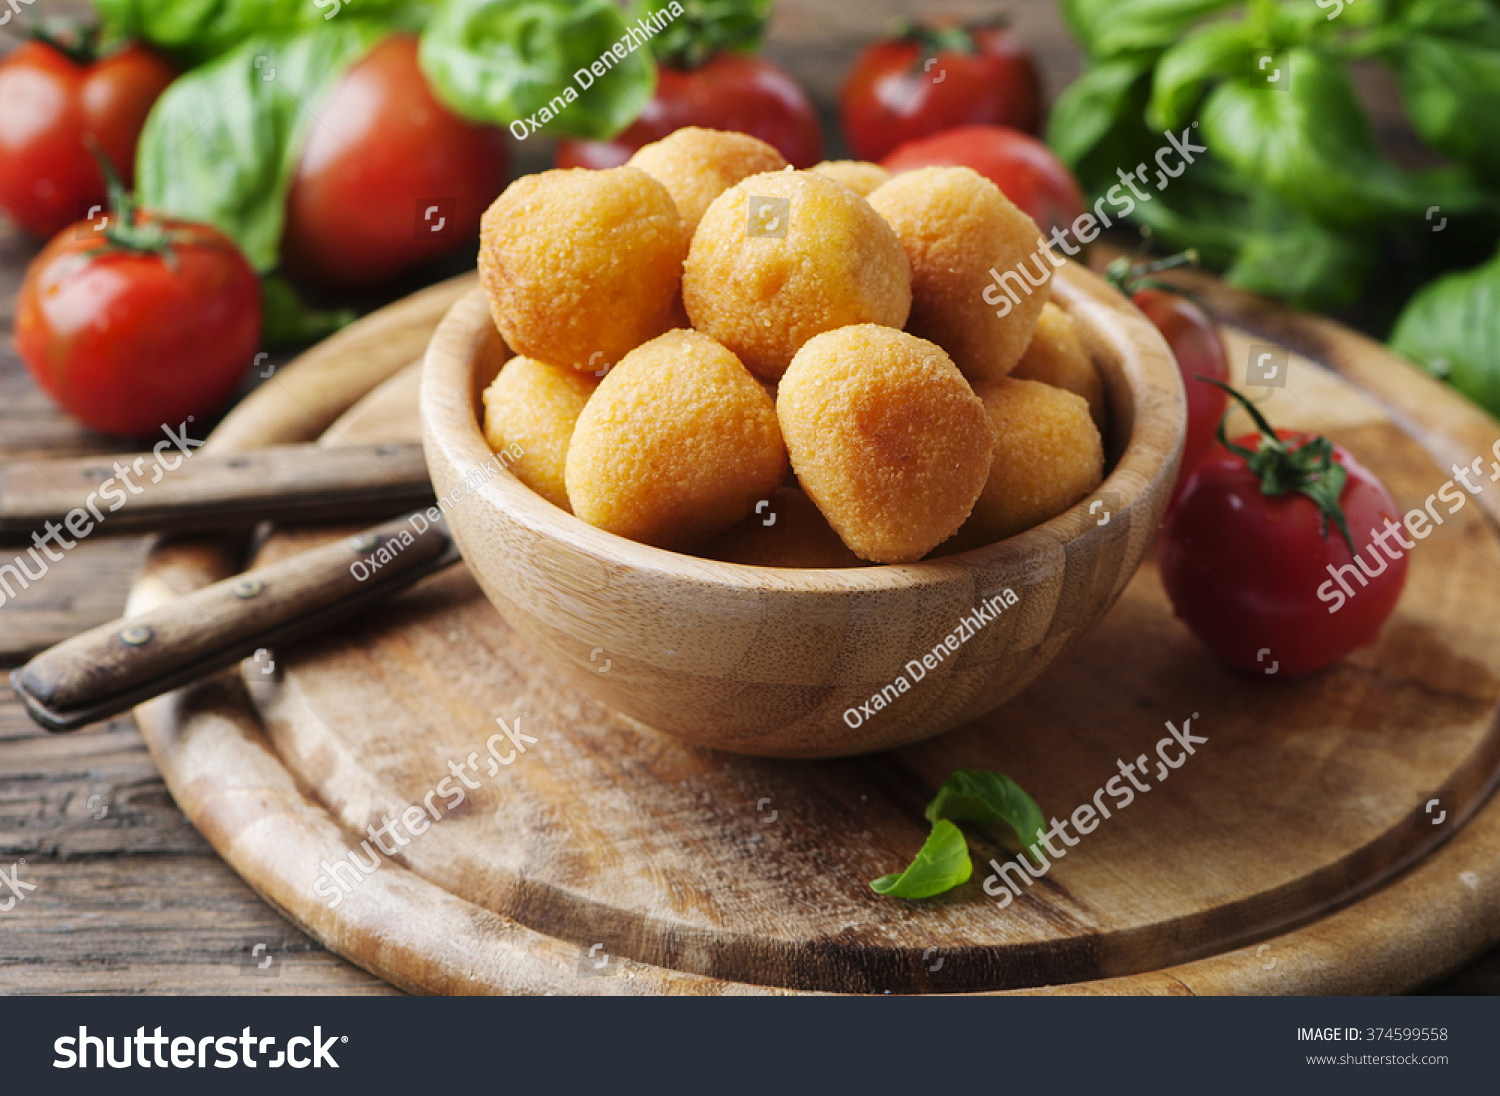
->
[125,271,1500,995]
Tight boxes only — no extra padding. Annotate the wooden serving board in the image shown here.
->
[123,271,1500,994]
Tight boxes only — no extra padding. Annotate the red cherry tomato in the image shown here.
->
[0,41,174,239]
[1161,429,1408,677]
[882,124,1084,240]
[555,53,823,171]
[1131,288,1230,495]
[841,22,1041,163]
[281,35,508,288]
[16,211,262,437]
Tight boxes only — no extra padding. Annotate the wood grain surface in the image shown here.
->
[2,0,1498,994]
[113,265,1500,994]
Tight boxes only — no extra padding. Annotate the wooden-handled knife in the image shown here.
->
[9,511,460,732]
[0,442,434,546]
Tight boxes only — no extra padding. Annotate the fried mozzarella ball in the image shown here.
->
[954,377,1103,547]
[683,171,911,381]
[867,165,1053,383]
[703,487,866,569]
[1012,302,1106,431]
[565,330,787,550]
[479,167,687,370]
[809,160,892,197]
[628,127,789,234]
[482,357,597,511]
[776,326,991,563]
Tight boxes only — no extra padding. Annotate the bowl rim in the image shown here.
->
[421,258,1185,595]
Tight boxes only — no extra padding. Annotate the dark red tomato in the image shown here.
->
[0,41,174,239]
[555,53,823,171]
[1161,429,1407,677]
[882,124,1084,239]
[841,22,1041,163]
[1132,288,1229,496]
[16,211,262,437]
[281,35,507,288]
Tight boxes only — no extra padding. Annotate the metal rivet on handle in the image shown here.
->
[349,533,380,552]
[232,579,263,599]
[120,626,153,647]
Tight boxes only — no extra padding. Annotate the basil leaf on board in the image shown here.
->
[1200,48,1417,229]
[1058,0,1239,60]
[95,0,429,65]
[419,0,656,140]
[136,25,386,272]
[869,820,973,899]
[925,769,1047,865]
[1047,58,1153,168]
[1391,246,1500,417]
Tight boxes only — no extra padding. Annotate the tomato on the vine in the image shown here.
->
[0,38,174,239]
[882,125,1084,239]
[841,20,1041,164]
[1161,388,1407,677]
[16,191,261,438]
[555,51,822,171]
[281,35,508,288]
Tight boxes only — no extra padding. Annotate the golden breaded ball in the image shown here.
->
[1012,302,1106,431]
[482,356,597,511]
[956,377,1103,547]
[565,330,787,550]
[629,127,789,234]
[703,487,866,569]
[809,160,892,197]
[683,171,911,381]
[868,165,1053,383]
[777,325,991,563]
[479,167,687,370]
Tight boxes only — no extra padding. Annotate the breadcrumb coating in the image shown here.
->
[867,165,1052,383]
[629,127,789,234]
[683,170,911,381]
[1012,302,1107,430]
[479,167,687,370]
[809,160,893,197]
[565,329,787,550]
[482,356,597,511]
[777,325,991,563]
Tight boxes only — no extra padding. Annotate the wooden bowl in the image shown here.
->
[420,261,1183,758]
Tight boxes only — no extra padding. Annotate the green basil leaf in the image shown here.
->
[419,0,656,140]
[136,25,386,272]
[1059,0,1239,60]
[633,0,770,69]
[1391,245,1500,417]
[925,769,1047,864]
[1147,20,1256,131]
[1226,193,1374,310]
[1200,48,1418,228]
[260,274,356,350]
[1391,33,1500,187]
[1047,58,1153,168]
[869,819,973,899]
[95,0,429,65]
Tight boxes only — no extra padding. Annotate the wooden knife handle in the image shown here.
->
[10,512,458,732]
[0,441,433,545]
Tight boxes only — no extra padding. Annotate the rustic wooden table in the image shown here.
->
[0,0,1492,994]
